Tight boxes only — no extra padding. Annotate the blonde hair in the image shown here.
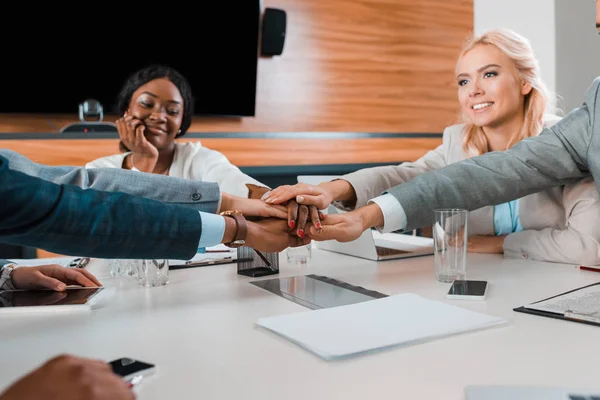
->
[458,29,556,157]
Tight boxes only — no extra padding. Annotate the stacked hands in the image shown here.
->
[242,182,376,252]
[251,182,501,253]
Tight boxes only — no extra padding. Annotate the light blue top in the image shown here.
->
[493,200,524,236]
[198,211,226,247]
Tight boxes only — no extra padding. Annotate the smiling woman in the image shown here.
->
[262,28,600,266]
[85,65,269,199]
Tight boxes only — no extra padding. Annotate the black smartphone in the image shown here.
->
[446,280,488,300]
[109,358,156,383]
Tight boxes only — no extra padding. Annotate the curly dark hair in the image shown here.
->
[115,64,194,148]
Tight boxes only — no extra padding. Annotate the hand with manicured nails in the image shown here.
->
[262,184,328,237]
[117,111,158,173]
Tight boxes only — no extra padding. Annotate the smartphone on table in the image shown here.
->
[446,280,488,300]
[109,357,156,386]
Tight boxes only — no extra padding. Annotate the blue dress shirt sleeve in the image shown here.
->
[493,200,524,235]
[198,212,226,248]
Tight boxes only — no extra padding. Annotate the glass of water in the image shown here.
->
[286,243,312,265]
[433,209,468,283]
[109,259,139,277]
[138,259,169,287]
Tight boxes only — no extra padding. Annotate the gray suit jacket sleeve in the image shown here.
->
[387,77,599,232]
[0,150,221,213]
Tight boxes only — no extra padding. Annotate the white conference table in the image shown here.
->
[1,248,600,399]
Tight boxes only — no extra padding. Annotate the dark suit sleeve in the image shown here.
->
[0,156,202,260]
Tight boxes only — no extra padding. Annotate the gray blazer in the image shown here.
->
[385,77,600,250]
[0,149,220,213]
[343,120,600,265]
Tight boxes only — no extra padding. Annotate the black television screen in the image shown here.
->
[0,4,260,117]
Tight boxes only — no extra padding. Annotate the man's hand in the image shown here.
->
[220,193,287,219]
[307,212,367,242]
[0,354,135,400]
[11,265,101,292]
[246,219,311,253]
[307,203,384,242]
[467,235,505,254]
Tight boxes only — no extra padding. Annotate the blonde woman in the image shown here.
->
[264,29,600,265]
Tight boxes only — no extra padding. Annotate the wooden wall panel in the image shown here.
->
[0,0,472,134]
[1,137,442,167]
[2,0,472,259]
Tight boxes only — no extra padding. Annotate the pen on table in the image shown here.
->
[205,250,232,253]
[69,257,90,268]
[185,257,232,266]
[579,265,600,273]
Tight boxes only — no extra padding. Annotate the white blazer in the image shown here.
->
[341,120,600,265]
[86,141,268,198]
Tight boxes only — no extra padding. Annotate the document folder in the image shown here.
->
[514,282,600,327]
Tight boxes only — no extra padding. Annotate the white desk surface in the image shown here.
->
[1,249,599,399]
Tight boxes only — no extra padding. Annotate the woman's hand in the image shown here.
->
[10,264,102,292]
[117,112,158,173]
[285,200,323,237]
[467,235,506,254]
[262,183,334,236]
[262,183,334,209]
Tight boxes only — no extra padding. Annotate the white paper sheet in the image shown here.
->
[256,293,507,360]
[524,284,600,315]
[168,244,237,266]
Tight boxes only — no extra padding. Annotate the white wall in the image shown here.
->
[555,0,600,113]
[474,0,556,96]
[474,0,599,115]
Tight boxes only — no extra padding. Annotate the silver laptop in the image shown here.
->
[465,385,600,400]
[297,175,434,261]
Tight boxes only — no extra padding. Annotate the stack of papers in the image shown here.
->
[256,293,507,360]
[523,283,600,315]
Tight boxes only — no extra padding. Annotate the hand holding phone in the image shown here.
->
[446,280,488,300]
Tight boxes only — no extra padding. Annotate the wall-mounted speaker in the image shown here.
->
[261,8,286,56]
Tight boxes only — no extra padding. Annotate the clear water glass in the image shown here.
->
[433,209,468,283]
[138,259,169,287]
[286,243,312,264]
[109,259,139,277]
